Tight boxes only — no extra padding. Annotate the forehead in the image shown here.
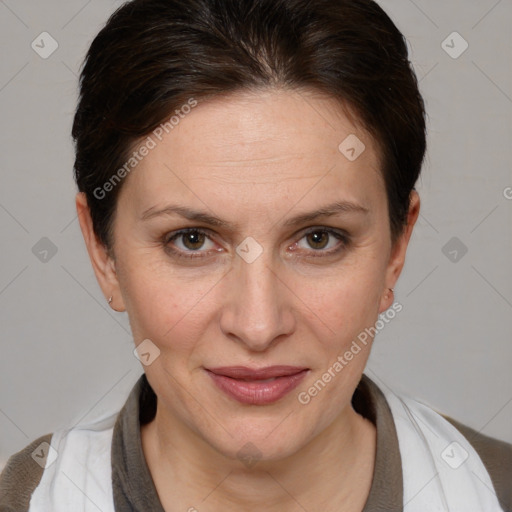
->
[119,88,384,214]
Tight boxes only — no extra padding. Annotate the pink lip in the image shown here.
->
[205,366,309,405]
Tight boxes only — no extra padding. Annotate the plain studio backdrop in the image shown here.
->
[0,0,511,470]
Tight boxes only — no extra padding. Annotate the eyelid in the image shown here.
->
[299,225,349,239]
[164,226,216,243]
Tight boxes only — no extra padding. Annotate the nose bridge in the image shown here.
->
[241,252,277,306]
[220,246,293,350]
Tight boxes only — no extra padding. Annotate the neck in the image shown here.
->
[141,402,376,512]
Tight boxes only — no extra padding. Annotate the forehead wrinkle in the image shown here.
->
[190,154,309,167]
[187,174,325,185]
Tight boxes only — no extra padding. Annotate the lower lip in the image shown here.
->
[206,369,309,405]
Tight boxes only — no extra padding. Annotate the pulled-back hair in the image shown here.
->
[72,0,426,252]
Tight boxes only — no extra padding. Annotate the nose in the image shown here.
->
[219,251,295,352]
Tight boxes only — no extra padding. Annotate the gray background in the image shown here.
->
[0,0,511,469]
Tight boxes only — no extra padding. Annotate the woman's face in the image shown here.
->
[78,88,417,463]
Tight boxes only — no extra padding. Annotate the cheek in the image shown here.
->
[292,257,385,337]
[119,260,222,354]
[117,260,180,337]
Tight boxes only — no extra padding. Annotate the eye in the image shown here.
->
[164,228,219,258]
[291,228,349,256]
[163,226,349,261]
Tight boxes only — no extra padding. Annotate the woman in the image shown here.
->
[1,0,510,510]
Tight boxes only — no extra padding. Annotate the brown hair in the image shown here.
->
[72,0,426,253]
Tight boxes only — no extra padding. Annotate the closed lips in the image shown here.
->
[205,366,310,405]
[205,366,309,380]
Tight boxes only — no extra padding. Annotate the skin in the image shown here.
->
[76,88,419,512]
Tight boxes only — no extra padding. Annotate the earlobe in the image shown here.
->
[75,192,126,312]
[378,287,396,313]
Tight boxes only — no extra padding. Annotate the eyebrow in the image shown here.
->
[140,200,369,229]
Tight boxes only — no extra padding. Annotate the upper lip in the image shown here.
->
[206,366,308,380]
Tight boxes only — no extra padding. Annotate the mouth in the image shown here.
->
[204,366,309,405]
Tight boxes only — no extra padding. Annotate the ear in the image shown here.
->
[379,190,420,313]
[75,192,126,312]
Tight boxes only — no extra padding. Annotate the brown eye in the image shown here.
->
[181,230,206,250]
[306,231,330,250]
[292,227,349,257]
[165,228,217,256]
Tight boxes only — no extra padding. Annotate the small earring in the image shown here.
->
[108,296,113,305]
[389,288,394,293]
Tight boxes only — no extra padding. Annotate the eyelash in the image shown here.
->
[162,227,350,260]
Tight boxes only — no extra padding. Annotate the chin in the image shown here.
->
[199,416,311,467]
